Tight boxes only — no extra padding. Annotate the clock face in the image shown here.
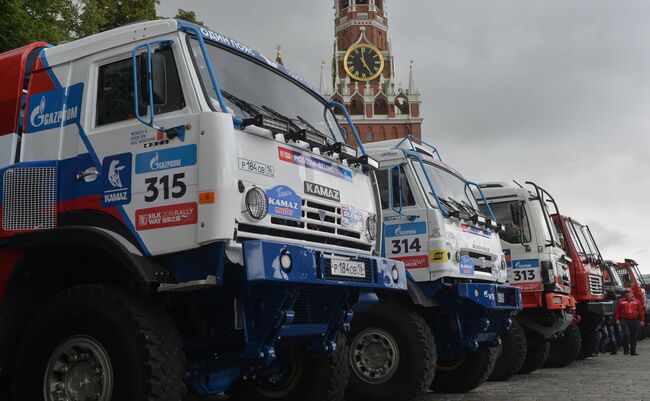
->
[344,44,384,81]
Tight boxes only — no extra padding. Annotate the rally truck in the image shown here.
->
[615,259,650,339]
[547,214,613,364]
[343,136,521,401]
[0,20,408,401]
[601,260,626,296]
[477,182,573,376]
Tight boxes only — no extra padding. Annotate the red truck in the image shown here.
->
[546,214,613,366]
[615,259,650,339]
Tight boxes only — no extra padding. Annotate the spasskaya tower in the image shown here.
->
[320,0,422,143]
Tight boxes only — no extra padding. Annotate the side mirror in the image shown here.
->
[139,52,167,105]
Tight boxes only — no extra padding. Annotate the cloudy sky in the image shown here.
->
[158,1,650,273]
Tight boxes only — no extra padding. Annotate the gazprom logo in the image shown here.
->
[29,98,79,128]
[27,83,84,133]
[384,221,427,237]
[136,144,197,174]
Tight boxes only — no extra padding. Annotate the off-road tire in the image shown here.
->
[577,328,599,359]
[11,284,185,401]
[489,320,527,381]
[544,324,582,368]
[228,333,349,401]
[431,347,498,393]
[518,341,550,374]
[345,301,436,401]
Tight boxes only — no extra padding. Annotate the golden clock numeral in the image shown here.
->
[361,72,366,78]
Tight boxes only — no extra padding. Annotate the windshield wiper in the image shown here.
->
[221,90,266,118]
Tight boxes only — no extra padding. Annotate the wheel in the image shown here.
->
[544,324,582,368]
[345,301,436,401]
[518,341,549,374]
[489,320,527,381]
[430,347,498,393]
[11,284,185,401]
[228,333,349,401]
[577,328,598,359]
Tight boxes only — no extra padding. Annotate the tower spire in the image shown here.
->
[319,60,329,95]
[407,59,416,95]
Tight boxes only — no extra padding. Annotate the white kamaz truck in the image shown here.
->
[344,137,522,401]
[477,182,574,377]
[0,20,408,401]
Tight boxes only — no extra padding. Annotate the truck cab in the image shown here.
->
[478,181,573,371]
[615,259,649,338]
[551,215,613,358]
[0,20,407,401]
[343,136,521,400]
[601,260,626,296]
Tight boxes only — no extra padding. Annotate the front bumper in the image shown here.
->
[243,240,407,290]
[432,282,522,359]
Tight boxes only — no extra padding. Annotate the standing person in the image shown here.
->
[615,289,645,355]
[605,291,618,355]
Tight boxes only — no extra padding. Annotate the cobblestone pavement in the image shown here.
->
[428,338,650,401]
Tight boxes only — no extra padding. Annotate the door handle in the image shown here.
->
[76,167,99,182]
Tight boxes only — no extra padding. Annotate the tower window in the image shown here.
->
[340,0,349,9]
[350,97,364,115]
[356,0,368,4]
[374,97,388,115]
[366,130,374,142]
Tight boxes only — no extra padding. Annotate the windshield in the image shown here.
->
[605,266,624,287]
[565,220,586,255]
[480,201,532,244]
[412,161,479,213]
[573,222,596,257]
[188,38,346,143]
[529,197,558,245]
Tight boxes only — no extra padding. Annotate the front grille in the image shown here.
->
[589,274,603,295]
[461,250,494,274]
[237,194,371,252]
[292,288,342,324]
[322,257,373,283]
[3,166,57,231]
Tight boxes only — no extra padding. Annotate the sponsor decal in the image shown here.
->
[384,222,427,237]
[429,249,449,263]
[278,146,353,182]
[239,158,274,177]
[27,83,83,133]
[135,144,197,174]
[135,202,197,231]
[459,255,475,275]
[342,205,364,232]
[304,181,340,202]
[460,223,492,238]
[394,255,429,269]
[101,153,132,206]
[511,259,540,269]
[267,185,301,219]
[512,282,543,292]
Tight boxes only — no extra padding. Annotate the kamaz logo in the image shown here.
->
[30,96,78,128]
[268,197,299,210]
[149,152,182,171]
[304,181,340,202]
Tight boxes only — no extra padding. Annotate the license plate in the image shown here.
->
[498,292,505,303]
[330,258,366,278]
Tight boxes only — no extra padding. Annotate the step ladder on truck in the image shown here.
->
[0,20,408,401]
[476,182,574,377]
[343,136,522,401]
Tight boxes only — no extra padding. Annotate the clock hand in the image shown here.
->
[360,53,372,75]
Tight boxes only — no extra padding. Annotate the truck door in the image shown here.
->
[377,164,430,281]
[80,39,201,255]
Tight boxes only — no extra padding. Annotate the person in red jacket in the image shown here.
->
[616,289,646,355]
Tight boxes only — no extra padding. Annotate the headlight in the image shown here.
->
[245,187,268,220]
[365,214,377,241]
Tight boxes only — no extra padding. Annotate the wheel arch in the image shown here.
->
[0,225,176,377]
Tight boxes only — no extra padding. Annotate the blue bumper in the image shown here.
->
[189,240,406,395]
[424,281,522,360]
[243,240,407,291]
